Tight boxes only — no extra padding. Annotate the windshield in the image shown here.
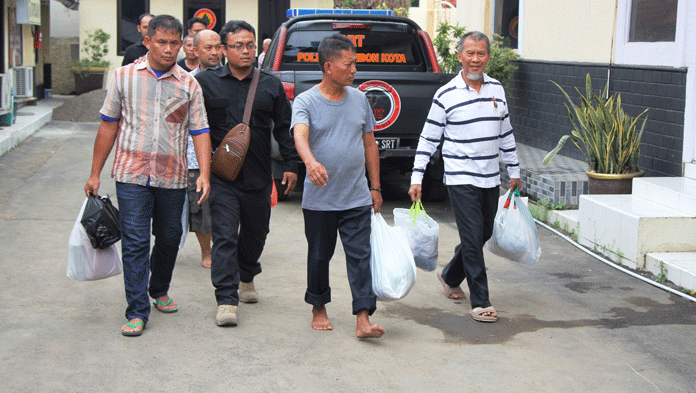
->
[281,28,426,71]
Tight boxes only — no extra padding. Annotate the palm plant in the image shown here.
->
[542,73,648,174]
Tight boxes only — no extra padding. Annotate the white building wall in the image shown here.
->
[521,0,615,63]
[290,0,333,8]
[50,1,79,38]
[456,0,488,33]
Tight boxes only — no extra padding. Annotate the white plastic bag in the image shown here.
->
[67,198,123,281]
[393,201,439,271]
[370,211,417,301]
[179,191,189,249]
[487,190,541,265]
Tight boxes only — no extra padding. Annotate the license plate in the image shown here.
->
[376,138,399,150]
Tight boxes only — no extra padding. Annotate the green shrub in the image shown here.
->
[543,74,648,174]
[72,29,111,74]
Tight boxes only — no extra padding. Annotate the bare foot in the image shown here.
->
[356,310,385,338]
[201,251,211,268]
[311,306,333,331]
[196,232,212,268]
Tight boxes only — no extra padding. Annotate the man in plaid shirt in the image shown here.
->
[84,15,211,337]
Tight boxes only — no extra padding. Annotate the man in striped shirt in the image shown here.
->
[409,31,521,323]
[84,15,211,336]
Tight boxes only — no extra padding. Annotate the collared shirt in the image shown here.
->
[412,72,520,188]
[186,64,221,169]
[195,66,299,191]
[100,60,209,189]
[121,40,148,66]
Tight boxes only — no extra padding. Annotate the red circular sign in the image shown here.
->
[509,16,519,39]
[358,80,401,130]
[194,8,217,30]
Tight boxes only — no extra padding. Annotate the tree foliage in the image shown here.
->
[433,21,520,87]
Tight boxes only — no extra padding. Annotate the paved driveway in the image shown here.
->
[1,121,695,392]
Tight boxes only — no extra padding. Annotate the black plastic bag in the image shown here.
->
[80,194,121,249]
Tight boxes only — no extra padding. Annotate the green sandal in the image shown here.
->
[121,321,145,337]
[153,298,178,313]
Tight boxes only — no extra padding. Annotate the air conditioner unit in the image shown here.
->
[0,73,12,110]
[13,66,34,98]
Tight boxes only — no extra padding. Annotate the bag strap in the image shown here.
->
[242,68,260,125]
[408,201,429,224]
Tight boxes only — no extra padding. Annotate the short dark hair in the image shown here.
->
[147,15,183,38]
[458,31,490,54]
[317,34,355,73]
[139,13,154,24]
[219,20,255,44]
[188,17,207,30]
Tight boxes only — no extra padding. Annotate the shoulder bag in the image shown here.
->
[210,68,260,182]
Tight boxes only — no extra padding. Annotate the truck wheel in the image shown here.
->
[274,178,289,202]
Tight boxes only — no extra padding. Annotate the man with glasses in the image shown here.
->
[195,20,299,327]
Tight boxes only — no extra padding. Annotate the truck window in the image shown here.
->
[281,30,426,72]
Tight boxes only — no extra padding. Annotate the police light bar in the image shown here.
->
[286,8,394,18]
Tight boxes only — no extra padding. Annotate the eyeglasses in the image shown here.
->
[224,42,256,52]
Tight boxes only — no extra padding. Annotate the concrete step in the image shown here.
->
[578,194,696,269]
[548,209,580,238]
[685,162,696,180]
[645,252,696,291]
[632,177,696,215]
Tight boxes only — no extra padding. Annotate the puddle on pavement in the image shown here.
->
[383,295,696,345]
[547,272,588,280]
[565,282,613,293]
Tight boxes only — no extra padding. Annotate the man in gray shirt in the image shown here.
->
[292,34,384,338]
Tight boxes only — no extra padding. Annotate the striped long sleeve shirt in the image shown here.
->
[411,73,520,188]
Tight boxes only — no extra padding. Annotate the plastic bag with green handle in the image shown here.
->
[393,201,439,271]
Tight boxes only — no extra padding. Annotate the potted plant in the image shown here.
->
[72,29,111,95]
[542,73,648,194]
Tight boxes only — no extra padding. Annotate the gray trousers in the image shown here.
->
[441,184,499,309]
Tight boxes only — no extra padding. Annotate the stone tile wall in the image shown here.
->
[47,37,79,95]
[506,60,687,177]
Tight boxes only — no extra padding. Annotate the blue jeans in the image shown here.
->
[116,182,186,324]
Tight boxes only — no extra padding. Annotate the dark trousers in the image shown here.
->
[210,174,271,306]
[115,182,186,324]
[441,184,499,309]
[303,206,376,315]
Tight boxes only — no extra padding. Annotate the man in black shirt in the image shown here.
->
[177,34,198,72]
[121,13,154,66]
[195,20,299,327]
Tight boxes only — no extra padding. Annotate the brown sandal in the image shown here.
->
[437,272,465,299]
[470,306,497,322]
